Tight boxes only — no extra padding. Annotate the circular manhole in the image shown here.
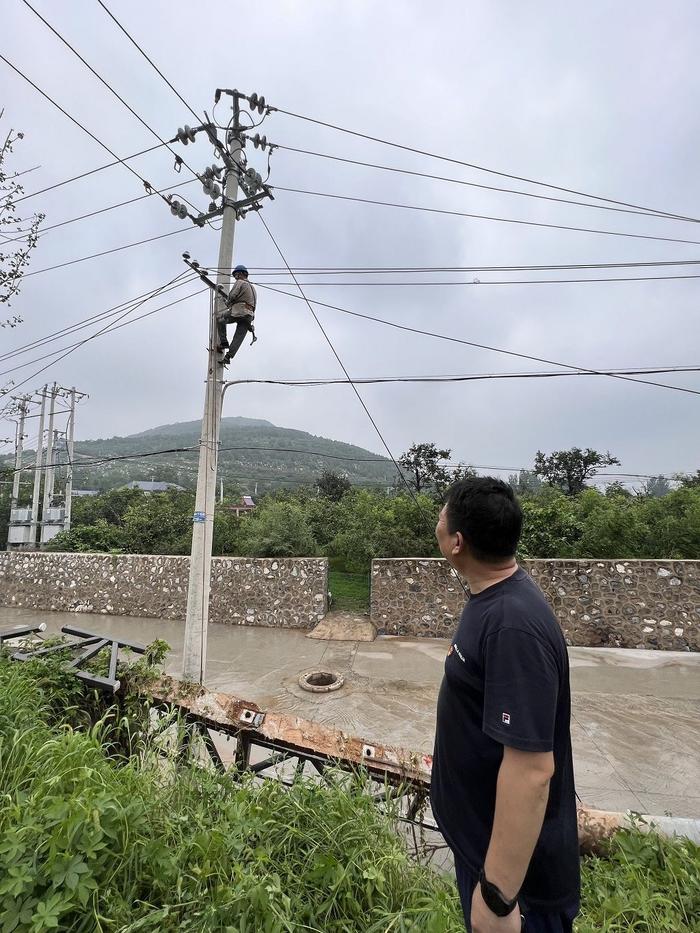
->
[298,669,345,693]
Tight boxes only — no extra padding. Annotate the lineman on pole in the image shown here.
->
[217,264,257,365]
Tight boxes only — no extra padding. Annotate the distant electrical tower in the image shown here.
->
[6,384,87,549]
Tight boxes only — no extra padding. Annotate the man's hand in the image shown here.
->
[471,885,522,933]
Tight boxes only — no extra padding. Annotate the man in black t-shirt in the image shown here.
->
[431,477,580,932]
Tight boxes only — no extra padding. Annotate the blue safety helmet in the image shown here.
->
[233,264,249,275]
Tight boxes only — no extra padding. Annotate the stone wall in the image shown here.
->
[0,552,328,629]
[370,558,700,650]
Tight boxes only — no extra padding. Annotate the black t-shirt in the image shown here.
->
[431,567,580,911]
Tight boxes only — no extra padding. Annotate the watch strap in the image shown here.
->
[478,869,519,917]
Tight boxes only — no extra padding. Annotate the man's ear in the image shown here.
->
[453,531,465,556]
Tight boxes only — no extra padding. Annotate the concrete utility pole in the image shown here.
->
[41,384,58,525]
[28,385,47,547]
[182,99,243,683]
[9,395,30,513]
[64,387,76,532]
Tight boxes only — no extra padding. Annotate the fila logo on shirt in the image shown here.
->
[448,642,466,664]
[502,712,511,725]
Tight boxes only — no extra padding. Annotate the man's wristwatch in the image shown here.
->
[478,869,519,917]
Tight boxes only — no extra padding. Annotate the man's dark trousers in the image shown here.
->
[218,313,254,360]
[455,862,578,933]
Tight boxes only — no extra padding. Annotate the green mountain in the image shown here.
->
[62,416,394,494]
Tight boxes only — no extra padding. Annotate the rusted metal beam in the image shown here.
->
[149,677,683,854]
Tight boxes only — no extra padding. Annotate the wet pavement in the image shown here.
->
[2,606,699,818]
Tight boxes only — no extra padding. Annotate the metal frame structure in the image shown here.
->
[1,622,146,692]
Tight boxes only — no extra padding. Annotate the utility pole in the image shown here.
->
[9,395,29,513]
[181,98,243,683]
[40,384,58,539]
[28,385,47,548]
[64,387,76,532]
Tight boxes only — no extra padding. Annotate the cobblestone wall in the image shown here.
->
[370,558,700,650]
[0,552,328,629]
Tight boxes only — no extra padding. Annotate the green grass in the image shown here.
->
[329,570,370,613]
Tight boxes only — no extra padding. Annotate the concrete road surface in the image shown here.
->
[2,607,699,818]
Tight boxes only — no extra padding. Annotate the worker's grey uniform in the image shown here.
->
[216,278,257,360]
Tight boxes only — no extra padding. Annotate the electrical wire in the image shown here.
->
[254,212,472,599]
[209,273,700,287]
[258,284,700,398]
[23,227,191,278]
[0,276,201,370]
[94,0,203,125]
[274,106,700,224]
[20,1,203,192]
[209,259,700,274]
[36,177,199,236]
[273,185,700,248]
[16,142,167,205]
[0,53,179,221]
[5,272,197,394]
[274,143,696,224]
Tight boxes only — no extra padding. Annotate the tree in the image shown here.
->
[237,500,317,557]
[533,447,621,496]
[398,442,473,499]
[1,115,43,327]
[317,469,351,502]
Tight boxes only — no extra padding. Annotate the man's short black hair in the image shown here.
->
[444,476,522,562]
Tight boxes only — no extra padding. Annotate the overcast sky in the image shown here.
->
[3,0,700,486]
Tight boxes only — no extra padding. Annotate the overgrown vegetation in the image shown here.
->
[0,654,698,930]
[0,654,461,932]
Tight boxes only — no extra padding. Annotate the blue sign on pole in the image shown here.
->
[193,511,206,523]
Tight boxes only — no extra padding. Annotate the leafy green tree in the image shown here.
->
[398,442,473,499]
[45,518,126,553]
[518,496,583,558]
[317,469,351,501]
[121,490,194,554]
[534,447,621,496]
[238,500,317,557]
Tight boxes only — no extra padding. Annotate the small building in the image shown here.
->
[124,481,185,494]
[231,495,256,517]
[72,489,101,497]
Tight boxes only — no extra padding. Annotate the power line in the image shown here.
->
[225,368,700,385]
[23,227,190,278]
[209,273,700,287]
[258,285,700,398]
[0,275,200,369]
[213,259,700,273]
[273,185,700,248]
[0,52,177,219]
[274,143,696,224]
[94,0,203,124]
[37,177,198,236]
[274,106,699,224]
[0,286,204,381]
[20,0,203,198]
[3,440,687,485]
[254,211,472,600]
[16,142,167,205]
[3,273,199,394]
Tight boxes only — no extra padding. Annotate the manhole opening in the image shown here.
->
[307,672,336,687]
[298,670,345,693]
